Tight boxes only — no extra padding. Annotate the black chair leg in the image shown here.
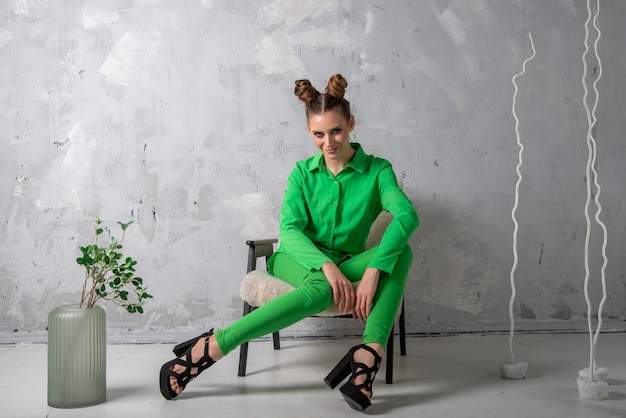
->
[273,331,281,350]
[238,302,253,377]
[400,301,406,356]
[385,324,394,384]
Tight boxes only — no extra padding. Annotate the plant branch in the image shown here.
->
[76,219,152,312]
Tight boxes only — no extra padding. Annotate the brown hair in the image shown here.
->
[294,74,352,122]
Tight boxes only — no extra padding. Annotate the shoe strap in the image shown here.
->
[351,344,382,393]
[170,331,216,389]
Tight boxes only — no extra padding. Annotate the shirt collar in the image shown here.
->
[308,143,366,173]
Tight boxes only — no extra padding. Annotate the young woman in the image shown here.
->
[159,74,419,411]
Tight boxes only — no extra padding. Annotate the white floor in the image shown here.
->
[1,333,625,418]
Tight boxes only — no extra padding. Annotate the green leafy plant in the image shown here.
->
[77,218,152,312]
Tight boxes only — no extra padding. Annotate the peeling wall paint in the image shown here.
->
[1,1,625,339]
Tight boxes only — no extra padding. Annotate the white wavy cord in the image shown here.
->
[589,0,607,379]
[581,0,595,381]
[581,0,606,382]
[580,0,594,381]
[508,32,536,365]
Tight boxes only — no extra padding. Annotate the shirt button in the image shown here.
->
[332,200,338,206]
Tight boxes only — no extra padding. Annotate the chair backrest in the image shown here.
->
[365,211,393,249]
[365,180,401,249]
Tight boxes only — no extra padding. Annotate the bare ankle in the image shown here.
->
[208,335,225,361]
[365,343,384,358]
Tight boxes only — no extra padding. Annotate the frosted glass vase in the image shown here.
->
[48,304,106,408]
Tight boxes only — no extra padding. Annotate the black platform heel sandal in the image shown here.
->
[159,330,216,400]
[339,344,382,411]
[324,345,359,389]
[172,330,214,357]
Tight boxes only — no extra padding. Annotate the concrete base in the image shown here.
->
[500,362,528,380]
[578,367,608,381]
[577,376,610,400]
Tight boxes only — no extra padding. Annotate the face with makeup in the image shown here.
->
[306,109,355,165]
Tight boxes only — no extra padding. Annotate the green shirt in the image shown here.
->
[268,143,419,275]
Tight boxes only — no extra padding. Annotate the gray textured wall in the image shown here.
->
[1,0,625,341]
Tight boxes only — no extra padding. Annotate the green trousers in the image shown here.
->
[214,245,413,355]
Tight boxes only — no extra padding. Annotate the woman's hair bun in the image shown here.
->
[326,74,348,99]
[294,79,320,104]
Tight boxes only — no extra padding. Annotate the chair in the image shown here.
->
[238,211,407,384]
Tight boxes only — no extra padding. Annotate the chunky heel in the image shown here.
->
[173,331,213,357]
[338,344,382,411]
[324,348,354,389]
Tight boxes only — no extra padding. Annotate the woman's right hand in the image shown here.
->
[321,262,355,314]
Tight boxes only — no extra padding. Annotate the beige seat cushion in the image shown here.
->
[240,270,359,317]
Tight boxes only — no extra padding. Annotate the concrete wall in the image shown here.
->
[1,0,625,341]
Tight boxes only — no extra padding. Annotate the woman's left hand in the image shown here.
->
[353,268,381,322]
